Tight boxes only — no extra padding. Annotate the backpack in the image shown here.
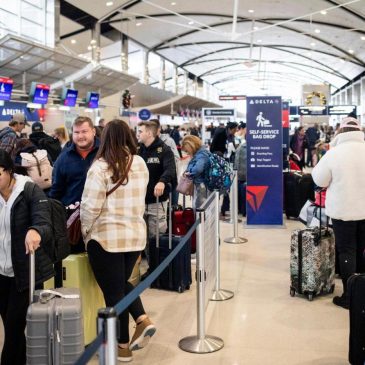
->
[20,150,52,190]
[24,182,70,263]
[38,137,61,163]
[205,153,234,194]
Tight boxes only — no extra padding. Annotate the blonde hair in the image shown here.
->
[182,135,202,155]
[54,126,69,142]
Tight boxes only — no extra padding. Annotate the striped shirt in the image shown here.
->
[80,155,149,253]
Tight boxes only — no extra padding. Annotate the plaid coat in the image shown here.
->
[80,155,149,253]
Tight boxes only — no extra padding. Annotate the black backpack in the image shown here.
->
[38,137,62,163]
[24,182,70,262]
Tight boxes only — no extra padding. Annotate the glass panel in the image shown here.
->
[9,54,42,70]
[22,0,44,8]
[28,47,53,58]
[32,59,58,73]
[2,38,31,52]
[0,48,18,62]
[20,18,43,43]
[0,9,20,34]
[21,2,44,24]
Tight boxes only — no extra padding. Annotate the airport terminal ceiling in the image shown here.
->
[60,0,365,98]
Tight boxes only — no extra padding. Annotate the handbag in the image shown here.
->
[67,156,134,245]
[176,173,194,196]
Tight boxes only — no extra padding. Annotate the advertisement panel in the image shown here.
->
[246,96,283,225]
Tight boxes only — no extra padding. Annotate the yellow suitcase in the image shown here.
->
[44,253,105,345]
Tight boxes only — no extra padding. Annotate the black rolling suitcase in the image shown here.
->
[149,194,192,293]
[284,171,314,219]
[348,274,365,365]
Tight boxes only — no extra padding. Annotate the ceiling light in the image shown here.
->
[87,45,92,51]
[320,10,327,15]
[90,39,97,45]
[248,9,254,13]
[314,29,320,34]
[348,49,354,54]
[71,39,77,44]
[257,39,262,43]
[361,36,365,41]
[106,1,113,6]
[340,59,345,63]
[188,21,194,25]
[253,26,259,30]
[171,2,176,5]
[310,42,316,47]
[136,22,142,26]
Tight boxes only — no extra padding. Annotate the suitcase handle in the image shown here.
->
[39,289,80,303]
[155,183,172,250]
[29,252,35,304]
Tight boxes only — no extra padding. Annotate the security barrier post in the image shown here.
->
[98,308,117,365]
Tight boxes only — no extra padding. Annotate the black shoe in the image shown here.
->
[332,295,349,309]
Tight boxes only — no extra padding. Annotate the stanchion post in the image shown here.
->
[211,191,234,301]
[179,210,224,353]
[224,170,248,244]
[98,308,117,365]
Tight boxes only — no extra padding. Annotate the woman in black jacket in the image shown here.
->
[0,150,54,365]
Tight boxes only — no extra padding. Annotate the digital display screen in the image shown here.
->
[86,92,99,108]
[0,77,13,101]
[63,88,78,107]
[30,82,50,104]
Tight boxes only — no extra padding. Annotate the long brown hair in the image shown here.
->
[95,119,137,183]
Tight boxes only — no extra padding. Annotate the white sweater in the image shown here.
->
[312,131,365,221]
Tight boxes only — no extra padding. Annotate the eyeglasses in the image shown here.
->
[19,122,25,125]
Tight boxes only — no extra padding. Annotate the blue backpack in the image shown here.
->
[205,153,233,194]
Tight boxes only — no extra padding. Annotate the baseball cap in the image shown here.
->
[32,122,43,132]
[10,113,30,126]
[340,117,361,130]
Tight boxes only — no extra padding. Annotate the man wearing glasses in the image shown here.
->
[0,113,29,157]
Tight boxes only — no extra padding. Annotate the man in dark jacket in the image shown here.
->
[305,123,320,167]
[49,116,99,255]
[29,122,61,163]
[137,121,177,264]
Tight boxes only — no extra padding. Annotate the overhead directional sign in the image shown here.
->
[219,95,246,101]
[328,105,356,115]
[203,108,235,116]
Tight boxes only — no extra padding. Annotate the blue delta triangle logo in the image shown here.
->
[246,186,269,212]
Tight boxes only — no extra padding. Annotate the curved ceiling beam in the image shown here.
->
[203,63,337,88]
[211,72,323,87]
[324,0,365,22]
[198,59,348,82]
[130,14,365,52]
[175,42,362,69]
[195,58,349,81]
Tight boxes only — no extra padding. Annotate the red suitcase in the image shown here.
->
[172,207,196,253]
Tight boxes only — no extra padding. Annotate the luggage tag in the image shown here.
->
[309,216,320,228]
[39,289,80,303]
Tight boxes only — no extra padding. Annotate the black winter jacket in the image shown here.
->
[210,127,229,155]
[11,181,54,291]
[138,137,177,204]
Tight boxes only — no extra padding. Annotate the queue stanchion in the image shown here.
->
[224,170,248,244]
[98,308,117,365]
[211,190,234,301]
[179,209,224,353]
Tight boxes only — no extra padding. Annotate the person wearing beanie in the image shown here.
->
[29,122,49,146]
[312,117,365,309]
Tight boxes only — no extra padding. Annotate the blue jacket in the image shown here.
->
[186,147,211,185]
[49,139,100,206]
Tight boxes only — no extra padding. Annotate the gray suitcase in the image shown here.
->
[26,253,84,365]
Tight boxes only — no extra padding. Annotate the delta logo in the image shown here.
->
[246,186,269,212]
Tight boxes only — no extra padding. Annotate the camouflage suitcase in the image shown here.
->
[290,227,335,301]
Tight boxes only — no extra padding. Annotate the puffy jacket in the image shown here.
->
[186,147,211,185]
[11,181,54,291]
[49,139,100,206]
[312,131,365,221]
[138,137,177,204]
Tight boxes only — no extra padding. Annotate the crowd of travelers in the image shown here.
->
[0,112,362,363]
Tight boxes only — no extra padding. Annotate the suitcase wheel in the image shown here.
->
[307,293,314,301]
[290,288,295,297]
[329,284,335,294]
[178,286,183,293]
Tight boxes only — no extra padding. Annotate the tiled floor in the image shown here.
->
[0,218,349,364]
